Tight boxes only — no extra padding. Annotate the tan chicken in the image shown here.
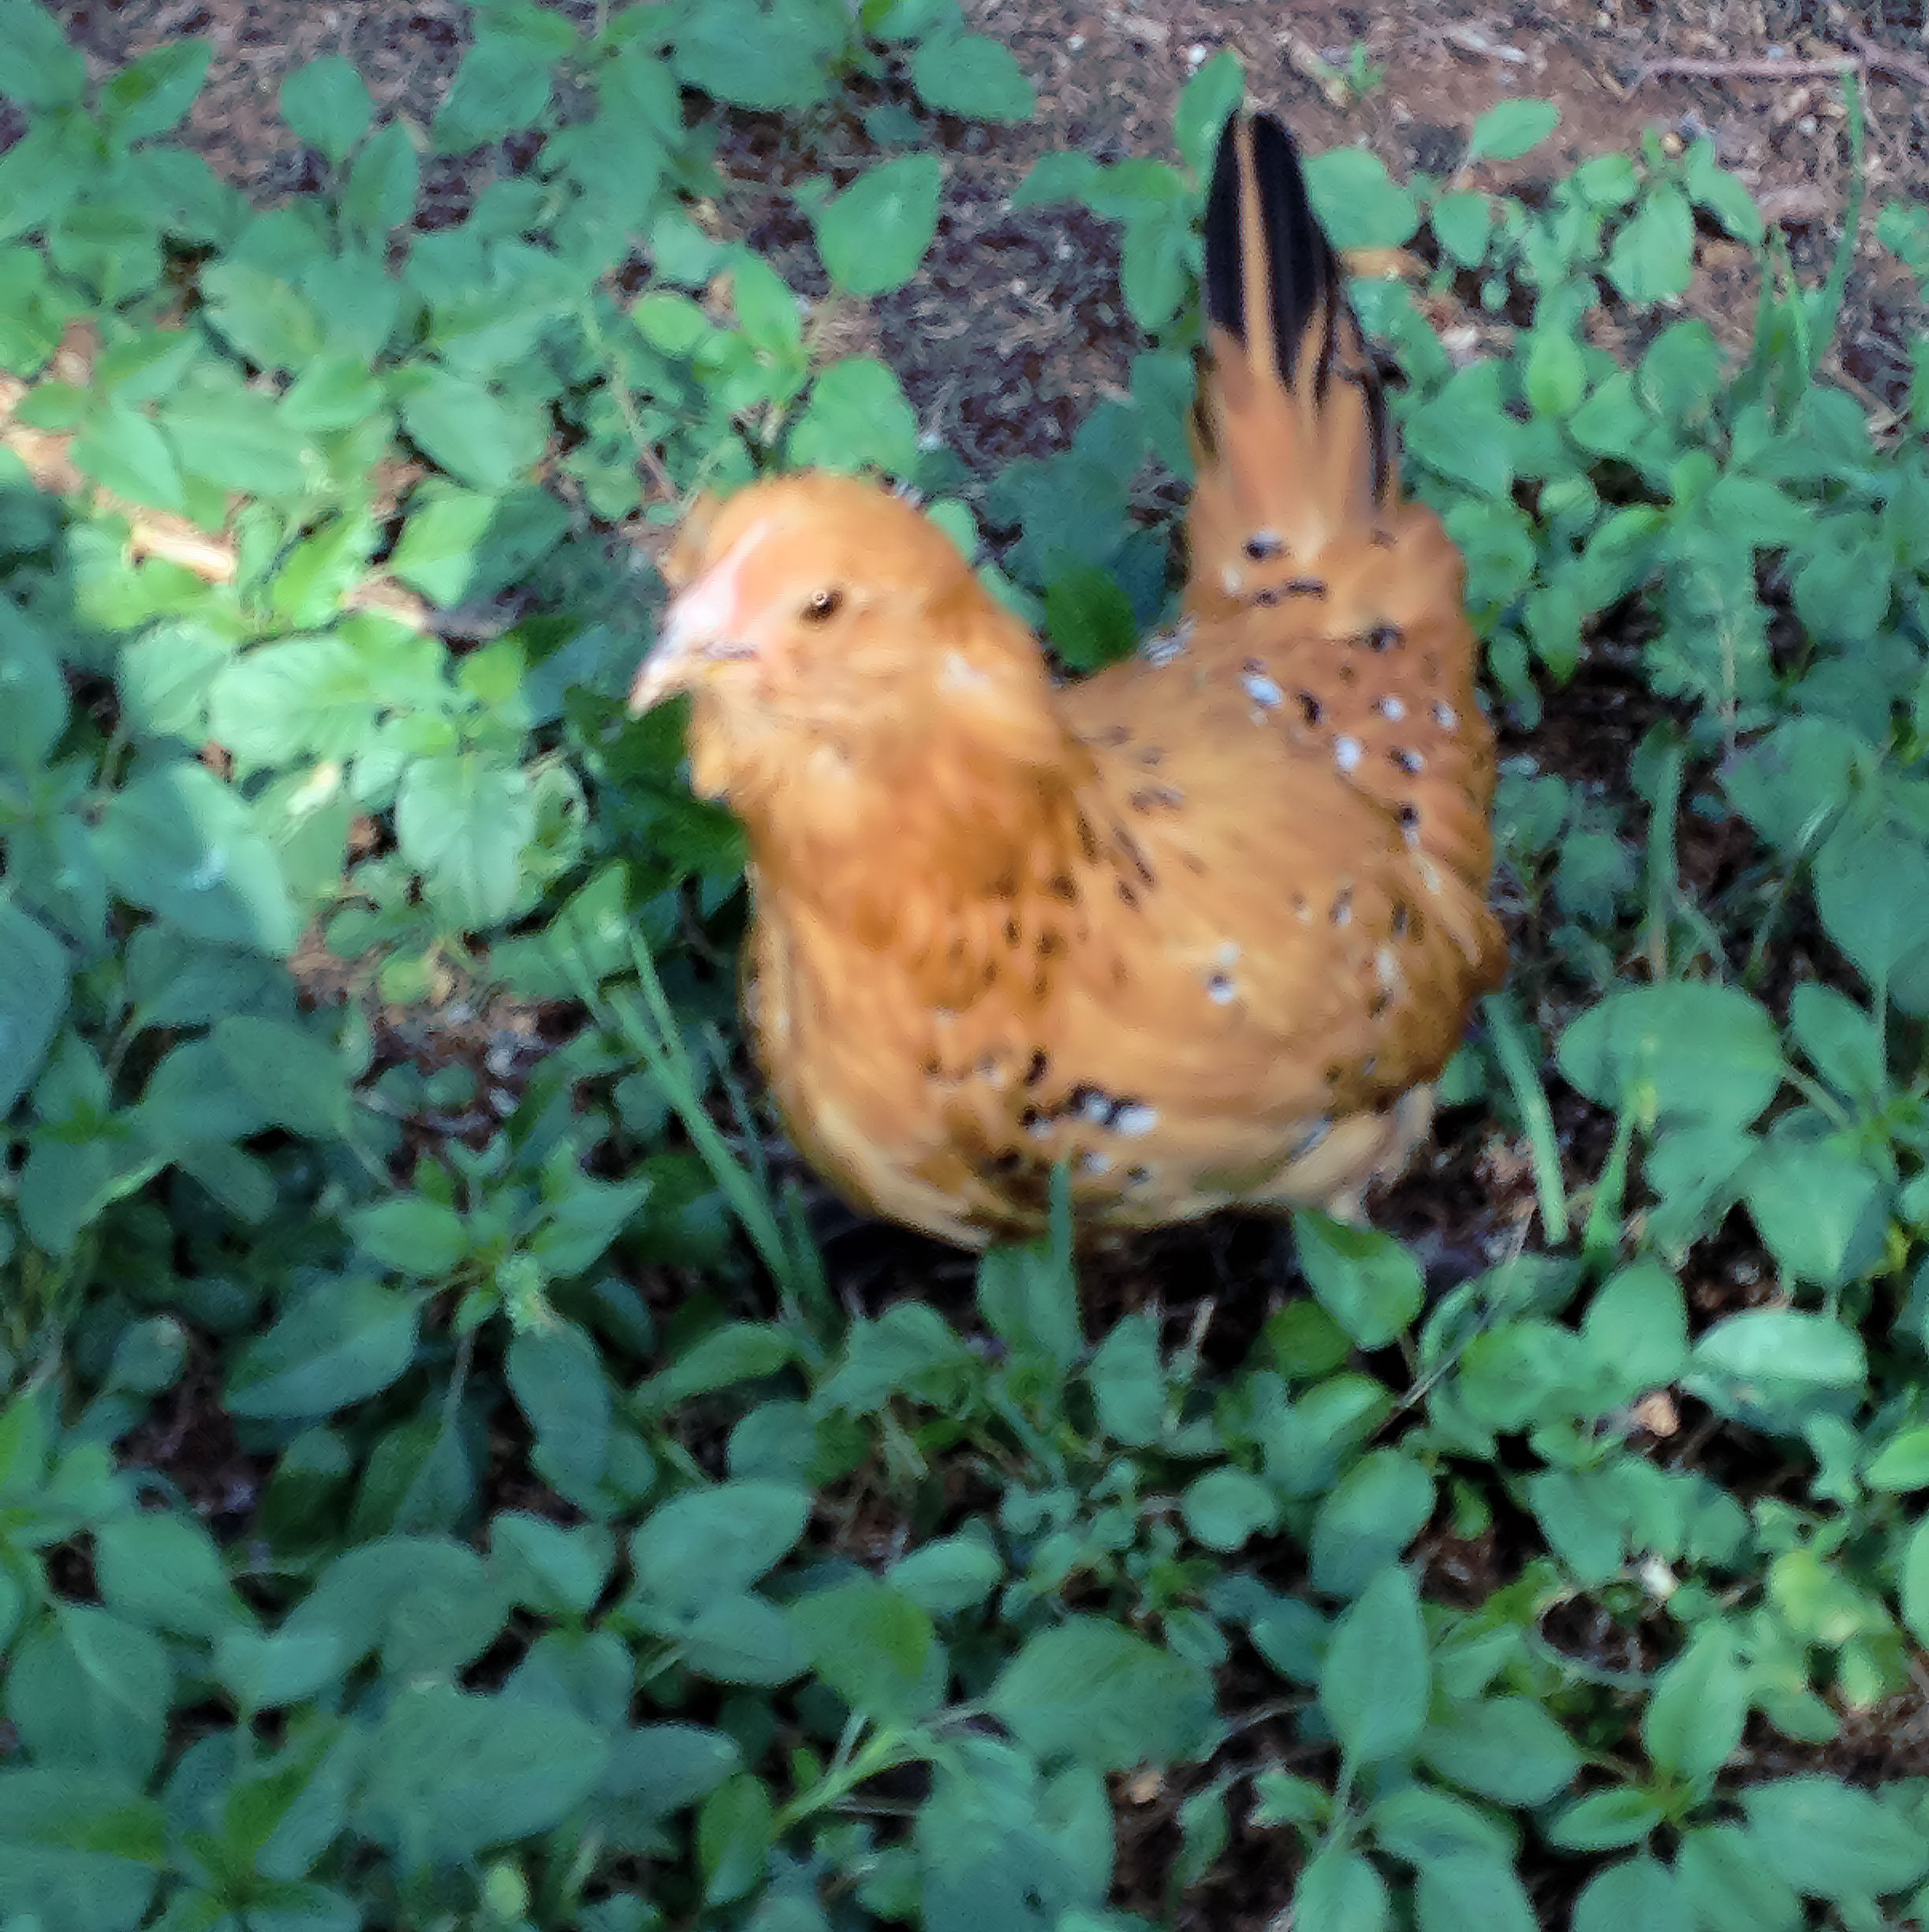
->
[627,111,1505,1249]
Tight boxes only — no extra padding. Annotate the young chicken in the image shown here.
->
[627,112,1505,1250]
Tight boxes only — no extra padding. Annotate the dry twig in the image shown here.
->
[0,323,525,639]
[1636,37,1929,91]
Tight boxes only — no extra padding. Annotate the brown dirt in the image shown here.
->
[46,0,1929,457]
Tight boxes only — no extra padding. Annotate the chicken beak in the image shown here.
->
[625,625,699,716]
[626,577,755,717]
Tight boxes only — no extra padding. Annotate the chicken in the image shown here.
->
[626,111,1505,1250]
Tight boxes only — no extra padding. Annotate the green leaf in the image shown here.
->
[0,0,88,110]
[788,356,920,475]
[1572,1856,1688,1932]
[1466,99,1560,162]
[987,1619,1217,1772]
[891,1526,1002,1616]
[1675,1826,1803,1932]
[433,34,555,152]
[1866,1427,1929,1494]
[1720,715,1861,855]
[864,0,954,42]
[0,619,67,773]
[1685,140,1763,244]
[386,480,502,603]
[1119,205,1192,330]
[0,1769,162,1932]
[1296,1844,1390,1932]
[99,39,211,144]
[206,636,375,770]
[1412,1852,1536,1932]
[916,1740,1110,1932]
[162,386,312,495]
[1293,1212,1423,1348]
[1606,182,1694,304]
[0,901,69,1117]
[226,1279,425,1420]
[507,1322,612,1501]
[597,1720,740,1832]
[1739,1775,1929,1900]
[7,1606,170,1782]
[1556,982,1783,1131]
[1431,191,1493,268]
[1524,1468,1624,1585]
[630,1481,810,1616]
[1813,819,1929,992]
[1011,149,1103,212]
[1900,1516,1929,1647]
[69,401,185,511]
[95,762,300,954]
[1547,1787,1667,1852]
[910,32,1034,123]
[1173,50,1244,178]
[1643,1624,1745,1786]
[1689,1308,1866,1393]
[1405,362,1517,498]
[343,119,418,235]
[493,1512,614,1617]
[1310,1449,1434,1598]
[676,1590,809,1685]
[1181,1466,1280,1552]
[1578,1261,1687,1401]
[1251,1768,1328,1829]
[17,1132,136,1258]
[1044,565,1137,671]
[395,364,545,490]
[816,1303,973,1415]
[1740,1138,1886,1288]
[94,1512,248,1641]
[529,1170,651,1277]
[976,1233,1081,1372]
[729,252,801,356]
[280,55,372,164]
[1319,1567,1430,1769]
[812,155,942,297]
[294,1535,509,1680]
[1524,323,1586,418]
[357,1683,609,1866]
[284,350,387,433]
[200,260,326,372]
[396,752,536,930]
[213,1015,351,1139]
[789,1576,940,1722]
[639,1320,797,1412]
[673,0,843,110]
[1086,1309,1164,1445]
[1373,1785,1517,1865]
[634,287,711,356]
[1788,982,1883,1102]
[1304,147,1420,250]
[348,1198,468,1275]
[1420,1695,1580,1806]
[697,1770,773,1908]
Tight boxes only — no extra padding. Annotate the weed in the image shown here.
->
[1,7,1928,1930]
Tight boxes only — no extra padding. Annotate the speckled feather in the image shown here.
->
[629,113,1505,1249]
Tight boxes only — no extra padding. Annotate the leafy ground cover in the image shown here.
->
[3,1,1929,1927]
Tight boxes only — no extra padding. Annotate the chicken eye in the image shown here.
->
[800,587,843,624]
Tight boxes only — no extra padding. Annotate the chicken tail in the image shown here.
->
[1187,114,1392,592]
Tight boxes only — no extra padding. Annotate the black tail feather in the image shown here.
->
[1198,112,1391,505]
